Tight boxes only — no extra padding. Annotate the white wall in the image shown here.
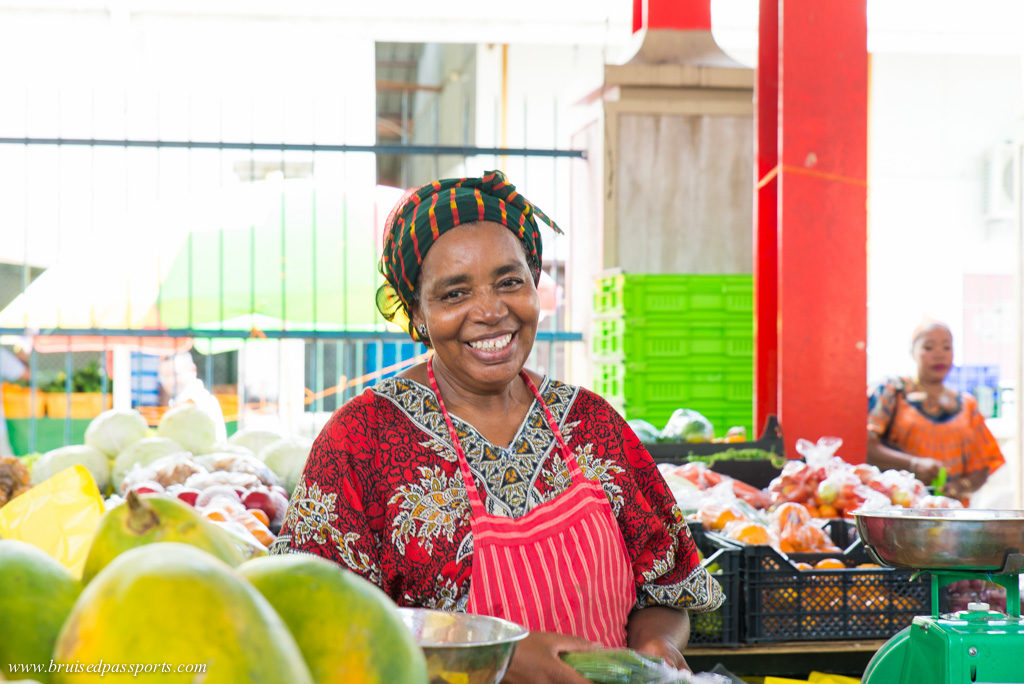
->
[867,52,1024,383]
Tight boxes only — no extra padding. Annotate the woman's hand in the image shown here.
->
[632,636,690,671]
[627,606,691,671]
[910,456,943,485]
[942,476,968,500]
[501,631,598,684]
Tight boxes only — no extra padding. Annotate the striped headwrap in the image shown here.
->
[376,170,562,341]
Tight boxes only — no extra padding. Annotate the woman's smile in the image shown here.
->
[467,331,515,353]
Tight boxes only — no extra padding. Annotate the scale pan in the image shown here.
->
[854,508,1024,572]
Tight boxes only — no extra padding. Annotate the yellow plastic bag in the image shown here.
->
[764,678,810,684]
[0,465,104,580]
[809,673,861,684]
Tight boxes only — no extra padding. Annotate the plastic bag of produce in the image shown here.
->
[794,436,843,467]
[0,465,104,579]
[659,409,714,443]
[628,419,662,445]
[561,649,728,683]
[657,464,703,513]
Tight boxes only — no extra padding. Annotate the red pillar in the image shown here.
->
[633,0,711,33]
[754,0,779,435]
[758,0,868,461]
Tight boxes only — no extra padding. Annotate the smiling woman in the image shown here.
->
[271,170,723,683]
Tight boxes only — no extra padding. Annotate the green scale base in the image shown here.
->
[864,572,1024,684]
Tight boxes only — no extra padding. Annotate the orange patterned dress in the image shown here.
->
[867,376,1004,480]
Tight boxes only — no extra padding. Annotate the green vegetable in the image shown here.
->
[560,649,668,683]
[85,409,150,457]
[685,447,786,469]
[39,361,107,393]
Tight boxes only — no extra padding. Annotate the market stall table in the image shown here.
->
[686,639,884,678]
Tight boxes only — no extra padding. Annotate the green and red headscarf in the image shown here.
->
[376,170,562,341]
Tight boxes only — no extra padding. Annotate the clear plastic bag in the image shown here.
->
[659,409,715,443]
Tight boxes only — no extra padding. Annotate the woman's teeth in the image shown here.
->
[468,333,513,351]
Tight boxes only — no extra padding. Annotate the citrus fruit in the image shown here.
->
[238,554,428,684]
[0,540,81,684]
[54,543,312,683]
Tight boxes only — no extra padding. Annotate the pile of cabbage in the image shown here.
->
[29,406,312,497]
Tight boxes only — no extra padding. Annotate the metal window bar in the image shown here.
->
[1,134,586,454]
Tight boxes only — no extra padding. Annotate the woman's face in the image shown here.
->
[412,222,539,393]
[912,325,953,384]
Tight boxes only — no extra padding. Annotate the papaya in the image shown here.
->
[0,540,81,684]
[81,491,245,583]
[53,542,312,683]
[238,554,428,684]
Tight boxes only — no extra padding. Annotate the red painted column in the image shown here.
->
[754,0,780,436]
[633,0,711,33]
[776,0,868,461]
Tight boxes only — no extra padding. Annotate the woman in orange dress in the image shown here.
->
[867,320,1004,504]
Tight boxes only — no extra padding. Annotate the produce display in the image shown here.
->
[0,512,430,682]
[0,408,988,679]
[662,436,963,557]
[11,407,313,555]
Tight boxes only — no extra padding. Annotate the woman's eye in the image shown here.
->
[499,277,524,289]
[441,290,465,301]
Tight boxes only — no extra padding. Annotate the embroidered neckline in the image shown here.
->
[372,376,579,517]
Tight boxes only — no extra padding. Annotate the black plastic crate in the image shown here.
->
[645,415,785,489]
[739,543,930,643]
[686,523,742,646]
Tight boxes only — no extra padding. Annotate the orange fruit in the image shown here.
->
[773,502,811,530]
[814,558,846,570]
[794,561,813,571]
[727,522,773,545]
[250,509,271,527]
[767,586,798,609]
[817,504,839,519]
[699,504,747,531]
[856,563,882,569]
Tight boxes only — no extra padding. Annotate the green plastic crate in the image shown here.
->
[606,397,753,436]
[593,360,753,406]
[592,316,753,360]
[593,273,753,319]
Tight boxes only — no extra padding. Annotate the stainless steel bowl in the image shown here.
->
[397,607,528,684]
[855,508,1024,571]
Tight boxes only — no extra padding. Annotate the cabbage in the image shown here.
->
[111,436,190,491]
[157,403,220,455]
[227,428,283,455]
[84,409,150,457]
[32,444,111,491]
[257,437,313,495]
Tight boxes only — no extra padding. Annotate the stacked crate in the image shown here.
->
[591,272,754,435]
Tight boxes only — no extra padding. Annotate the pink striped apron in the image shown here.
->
[427,358,635,647]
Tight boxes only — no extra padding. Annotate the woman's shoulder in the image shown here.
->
[869,375,912,395]
[542,377,624,424]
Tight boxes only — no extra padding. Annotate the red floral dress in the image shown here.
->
[271,376,723,615]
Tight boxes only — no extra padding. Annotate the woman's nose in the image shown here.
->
[472,289,507,322]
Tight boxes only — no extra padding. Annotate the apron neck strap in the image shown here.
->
[426,356,585,519]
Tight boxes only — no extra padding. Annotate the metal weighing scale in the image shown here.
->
[855,509,1024,684]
